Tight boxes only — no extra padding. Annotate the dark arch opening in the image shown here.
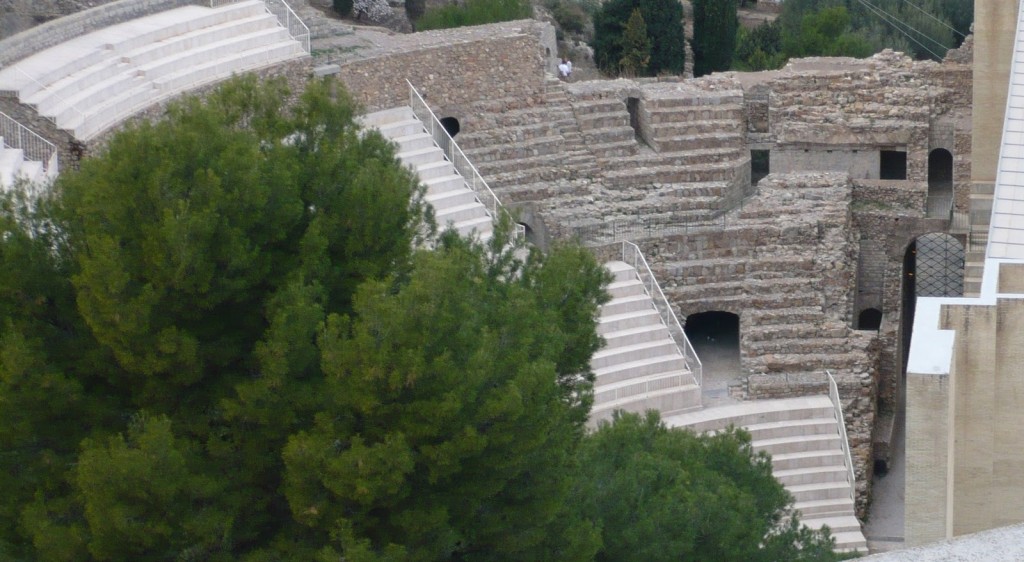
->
[517,222,537,246]
[927,148,954,217]
[857,308,882,331]
[440,117,460,138]
[684,311,740,400]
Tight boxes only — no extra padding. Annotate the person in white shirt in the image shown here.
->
[558,59,570,79]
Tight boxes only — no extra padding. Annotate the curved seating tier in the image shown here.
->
[0,1,306,141]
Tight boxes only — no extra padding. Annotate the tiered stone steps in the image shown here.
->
[593,91,748,189]
[458,75,597,201]
[590,261,701,423]
[0,1,306,140]
[0,138,46,192]
[662,396,867,553]
[360,107,494,242]
[568,96,641,160]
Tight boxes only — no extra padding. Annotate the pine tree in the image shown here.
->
[619,8,652,77]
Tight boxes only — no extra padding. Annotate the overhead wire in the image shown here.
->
[899,0,967,38]
[849,0,946,60]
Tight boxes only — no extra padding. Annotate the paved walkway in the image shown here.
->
[864,399,906,553]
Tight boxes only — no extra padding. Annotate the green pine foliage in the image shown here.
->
[692,0,738,76]
[415,0,532,31]
[593,0,685,76]
[619,8,651,76]
[576,411,855,562]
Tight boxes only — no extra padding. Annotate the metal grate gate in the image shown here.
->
[915,233,964,297]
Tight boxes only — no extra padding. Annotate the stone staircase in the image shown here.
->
[596,90,749,192]
[591,260,701,423]
[457,75,597,202]
[360,106,494,243]
[0,139,46,192]
[0,1,307,141]
[663,396,868,553]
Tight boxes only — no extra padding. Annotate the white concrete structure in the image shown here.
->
[591,260,702,421]
[360,106,496,243]
[904,0,1024,548]
[0,140,46,193]
[0,1,306,141]
[664,396,868,553]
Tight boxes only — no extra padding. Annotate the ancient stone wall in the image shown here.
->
[335,20,551,116]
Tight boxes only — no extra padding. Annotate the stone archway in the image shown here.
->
[439,116,460,138]
[857,308,882,331]
[684,311,740,403]
[901,232,964,371]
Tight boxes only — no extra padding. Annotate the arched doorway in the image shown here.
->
[901,233,964,371]
[927,149,953,217]
[857,308,882,331]
[439,117,460,138]
[517,222,537,246]
[684,311,740,403]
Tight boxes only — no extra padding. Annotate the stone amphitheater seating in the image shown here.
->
[0,1,306,141]
[360,107,495,243]
[458,75,598,200]
[590,260,701,422]
[663,397,868,553]
[0,139,46,191]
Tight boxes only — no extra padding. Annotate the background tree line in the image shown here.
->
[1,76,850,561]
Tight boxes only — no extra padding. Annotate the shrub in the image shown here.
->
[547,0,588,35]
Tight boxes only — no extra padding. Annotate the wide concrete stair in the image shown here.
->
[0,138,46,192]
[0,1,306,141]
[590,260,701,424]
[458,75,598,201]
[663,396,867,553]
[360,107,494,242]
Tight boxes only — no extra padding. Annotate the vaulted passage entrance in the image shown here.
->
[926,149,953,217]
[684,311,740,403]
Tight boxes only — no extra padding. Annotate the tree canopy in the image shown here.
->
[593,0,685,76]
[0,74,613,561]
[576,411,852,562]
[692,0,738,77]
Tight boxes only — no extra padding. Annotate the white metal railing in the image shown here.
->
[826,371,856,505]
[13,68,85,128]
[208,0,309,53]
[0,111,58,179]
[263,0,310,54]
[407,80,521,238]
[620,241,702,388]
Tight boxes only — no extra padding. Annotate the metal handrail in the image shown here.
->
[207,0,309,53]
[827,370,857,505]
[406,80,519,238]
[0,110,58,180]
[13,67,85,127]
[620,241,703,388]
[263,0,311,54]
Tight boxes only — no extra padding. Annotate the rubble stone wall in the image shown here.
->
[336,21,551,116]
